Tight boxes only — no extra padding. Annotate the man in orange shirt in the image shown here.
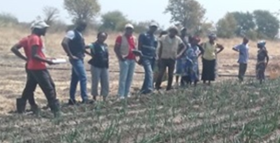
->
[26,20,61,117]
[11,35,39,114]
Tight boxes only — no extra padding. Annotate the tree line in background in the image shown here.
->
[0,0,279,40]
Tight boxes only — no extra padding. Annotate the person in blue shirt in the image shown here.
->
[138,23,158,95]
[232,37,250,82]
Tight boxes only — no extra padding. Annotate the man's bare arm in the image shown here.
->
[61,38,76,59]
[265,51,269,65]
[84,49,91,56]
[216,43,224,54]
[11,44,27,61]
[114,43,124,61]
[177,43,186,58]
[232,46,239,52]
[158,41,163,59]
[31,45,52,64]
[137,34,143,51]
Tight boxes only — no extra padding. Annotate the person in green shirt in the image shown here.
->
[86,32,109,101]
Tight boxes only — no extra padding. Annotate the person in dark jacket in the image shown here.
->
[61,20,90,105]
[138,23,158,95]
[86,32,109,101]
[256,40,269,84]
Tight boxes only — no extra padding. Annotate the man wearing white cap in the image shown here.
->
[24,20,61,117]
[10,21,48,114]
[114,23,137,99]
[138,22,158,95]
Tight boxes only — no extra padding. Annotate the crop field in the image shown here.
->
[1,27,280,142]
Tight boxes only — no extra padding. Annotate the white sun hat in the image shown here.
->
[125,23,134,29]
[31,20,49,29]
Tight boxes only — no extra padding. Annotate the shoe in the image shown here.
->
[93,96,97,101]
[42,104,49,110]
[68,99,77,105]
[140,89,153,95]
[82,99,94,104]
[49,99,61,118]
[166,87,173,91]
[102,96,107,102]
[16,98,26,114]
[174,82,179,88]
[30,104,41,116]
[119,96,125,100]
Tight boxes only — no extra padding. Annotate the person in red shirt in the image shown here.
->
[25,20,61,118]
[114,24,137,99]
[11,35,39,114]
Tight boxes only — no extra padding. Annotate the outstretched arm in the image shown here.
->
[232,45,239,52]
[177,43,186,59]
[84,49,91,56]
[84,45,92,56]
[216,43,224,54]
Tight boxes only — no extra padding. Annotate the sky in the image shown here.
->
[0,0,279,28]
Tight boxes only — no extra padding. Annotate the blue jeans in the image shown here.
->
[69,59,88,101]
[118,59,135,97]
[140,58,154,94]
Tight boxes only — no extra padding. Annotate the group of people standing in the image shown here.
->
[10,19,269,118]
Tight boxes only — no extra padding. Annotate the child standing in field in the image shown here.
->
[232,37,249,82]
[86,32,109,101]
[256,41,269,84]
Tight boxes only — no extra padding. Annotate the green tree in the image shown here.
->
[99,11,129,31]
[199,22,215,36]
[133,21,149,33]
[165,0,206,31]
[64,0,100,23]
[230,12,255,36]
[133,20,159,33]
[0,12,18,26]
[253,10,280,39]
[216,13,238,38]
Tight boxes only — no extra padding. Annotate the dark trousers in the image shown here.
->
[238,63,247,81]
[21,65,37,106]
[155,59,175,90]
[29,69,58,111]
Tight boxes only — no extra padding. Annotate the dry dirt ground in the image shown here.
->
[0,27,280,142]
